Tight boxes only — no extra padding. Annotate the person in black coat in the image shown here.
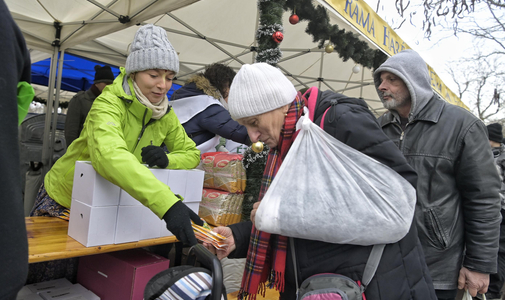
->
[0,0,32,297]
[375,50,501,300]
[203,63,437,300]
[170,63,250,153]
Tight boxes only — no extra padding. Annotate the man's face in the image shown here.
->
[95,82,111,92]
[378,71,411,110]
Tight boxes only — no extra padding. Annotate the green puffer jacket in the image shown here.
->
[45,68,200,218]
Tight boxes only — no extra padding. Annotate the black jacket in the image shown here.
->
[0,1,30,298]
[375,50,501,290]
[229,90,436,300]
[171,76,250,147]
[379,96,501,289]
[65,87,98,146]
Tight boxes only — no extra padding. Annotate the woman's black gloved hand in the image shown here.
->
[141,145,169,168]
[162,200,204,246]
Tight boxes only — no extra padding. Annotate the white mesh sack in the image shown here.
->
[255,107,416,246]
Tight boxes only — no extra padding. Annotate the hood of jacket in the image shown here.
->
[171,74,221,101]
[373,50,434,121]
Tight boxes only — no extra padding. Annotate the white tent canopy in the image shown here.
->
[8,0,449,168]
[7,0,199,169]
[63,1,384,111]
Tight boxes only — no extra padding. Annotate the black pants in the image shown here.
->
[436,289,457,300]
[487,209,505,298]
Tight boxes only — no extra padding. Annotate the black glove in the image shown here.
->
[141,145,169,168]
[163,200,204,246]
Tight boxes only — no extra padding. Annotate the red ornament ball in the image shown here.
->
[272,31,284,43]
[289,14,299,25]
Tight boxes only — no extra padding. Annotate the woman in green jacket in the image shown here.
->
[31,24,203,246]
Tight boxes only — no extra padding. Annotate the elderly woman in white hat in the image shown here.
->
[31,24,202,249]
[204,63,437,300]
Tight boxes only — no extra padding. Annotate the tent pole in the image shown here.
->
[318,52,324,90]
[41,47,59,174]
[166,12,245,65]
[48,50,65,167]
[276,65,308,89]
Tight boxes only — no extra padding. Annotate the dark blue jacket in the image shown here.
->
[171,81,250,147]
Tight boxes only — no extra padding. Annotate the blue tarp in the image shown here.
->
[31,53,181,97]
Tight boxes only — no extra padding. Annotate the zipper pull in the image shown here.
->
[400,131,405,141]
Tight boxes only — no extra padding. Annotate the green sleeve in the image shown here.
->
[17,81,34,125]
[164,109,201,170]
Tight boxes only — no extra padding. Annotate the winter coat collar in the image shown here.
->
[171,74,221,100]
[380,95,445,127]
[112,68,153,122]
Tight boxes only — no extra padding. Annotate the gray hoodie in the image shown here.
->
[373,49,434,122]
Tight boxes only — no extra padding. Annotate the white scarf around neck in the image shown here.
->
[131,76,170,120]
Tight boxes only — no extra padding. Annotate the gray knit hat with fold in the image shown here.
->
[125,24,179,75]
[228,63,297,120]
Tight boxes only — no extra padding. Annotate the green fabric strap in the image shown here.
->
[17,81,35,125]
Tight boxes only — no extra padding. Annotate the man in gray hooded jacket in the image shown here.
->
[375,49,501,300]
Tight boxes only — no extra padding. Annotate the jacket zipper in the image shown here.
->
[134,108,149,150]
[394,120,412,151]
[394,123,405,151]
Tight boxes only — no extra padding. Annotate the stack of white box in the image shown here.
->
[68,161,204,247]
[17,278,100,300]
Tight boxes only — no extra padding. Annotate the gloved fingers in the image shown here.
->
[143,149,160,164]
[177,229,189,245]
[188,208,204,226]
[141,145,157,157]
[185,228,198,246]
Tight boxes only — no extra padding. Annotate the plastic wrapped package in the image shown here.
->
[201,152,246,193]
[199,188,244,226]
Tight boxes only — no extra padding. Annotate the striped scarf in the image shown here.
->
[238,94,305,300]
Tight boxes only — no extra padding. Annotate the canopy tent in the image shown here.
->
[7,0,465,171]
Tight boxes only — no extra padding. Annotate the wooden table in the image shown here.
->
[26,216,177,263]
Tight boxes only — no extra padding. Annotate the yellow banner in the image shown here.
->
[323,0,468,109]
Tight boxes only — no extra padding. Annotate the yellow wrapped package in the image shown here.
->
[199,188,244,227]
[201,152,246,193]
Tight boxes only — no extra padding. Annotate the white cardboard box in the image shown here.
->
[114,206,143,244]
[118,189,143,206]
[68,199,118,247]
[119,167,170,206]
[140,206,161,240]
[16,293,44,300]
[184,169,205,202]
[167,169,188,198]
[20,278,73,295]
[38,284,100,300]
[160,218,175,238]
[72,161,120,207]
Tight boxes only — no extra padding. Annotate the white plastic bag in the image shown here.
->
[255,107,416,245]
[462,290,486,300]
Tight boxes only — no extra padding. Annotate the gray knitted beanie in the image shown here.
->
[125,24,179,75]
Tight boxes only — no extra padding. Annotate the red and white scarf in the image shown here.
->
[238,93,305,300]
